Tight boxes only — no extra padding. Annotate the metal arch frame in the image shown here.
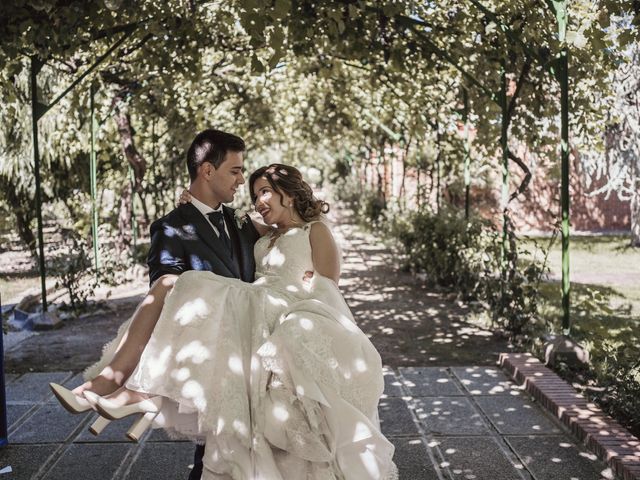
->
[27,0,571,327]
[30,27,136,313]
[402,0,571,333]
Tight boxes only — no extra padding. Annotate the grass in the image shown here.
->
[521,233,640,362]
[519,234,640,436]
[522,234,640,316]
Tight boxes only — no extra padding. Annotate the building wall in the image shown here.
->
[358,147,630,233]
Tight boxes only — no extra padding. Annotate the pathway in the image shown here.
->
[1,222,619,479]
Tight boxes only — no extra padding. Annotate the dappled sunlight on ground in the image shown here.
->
[336,223,514,367]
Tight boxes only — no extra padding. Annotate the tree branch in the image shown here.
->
[507,149,532,201]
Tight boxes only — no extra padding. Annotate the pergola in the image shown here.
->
[25,0,572,330]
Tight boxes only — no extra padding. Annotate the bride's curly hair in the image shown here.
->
[249,164,330,222]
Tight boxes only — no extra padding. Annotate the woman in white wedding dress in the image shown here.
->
[52,164,397,480]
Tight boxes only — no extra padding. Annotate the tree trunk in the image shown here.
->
[1,177,37,258]
[117,183,133,250]
[113,97,146,248]
[15,210,37,258]
[114,104,146,191]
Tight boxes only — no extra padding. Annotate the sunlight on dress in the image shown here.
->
[88,223,397,480]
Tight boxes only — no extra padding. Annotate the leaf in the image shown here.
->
[273,0,290,19]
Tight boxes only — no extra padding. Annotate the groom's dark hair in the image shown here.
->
[187,129,245,181]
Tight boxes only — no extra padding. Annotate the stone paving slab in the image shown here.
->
[0,369,623,480]
[125,442,196,479]
[390,437,440,479]
[475,395,563,435]
[41,443,131,480]
[7,372,71,403]
[382,367,403,397]
[506,435,615,480]
[10,403,89,444]
[399,367,464,397]
[6,405,33,431]
[0,445,59,480]
[435,436,528,480]
[147,427,192,443]
[413,397,491,436]
[379,397,421,436]
[451,366,522,396]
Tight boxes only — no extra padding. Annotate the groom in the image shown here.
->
[146,128,260,480]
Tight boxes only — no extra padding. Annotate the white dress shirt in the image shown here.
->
[190,195,230,238]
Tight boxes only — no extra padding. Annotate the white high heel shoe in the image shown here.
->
[84,391,163,442]
[50,383,93,413]
[49,383,112,435]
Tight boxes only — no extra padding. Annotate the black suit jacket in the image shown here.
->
[146,203,260,480]
[147,203,260,285]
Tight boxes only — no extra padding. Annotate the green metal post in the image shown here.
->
[560,50,570,334]
[129,165,138,256]
[90,84,100,277]
[500,59,509,277]
[31,57,47,313]
[463,88,471,219]
[554,0,571,334]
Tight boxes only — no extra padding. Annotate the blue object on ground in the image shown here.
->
[7,309,33,332]
[0,303,8,447]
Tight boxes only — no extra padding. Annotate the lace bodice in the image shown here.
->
[253,222,317,285]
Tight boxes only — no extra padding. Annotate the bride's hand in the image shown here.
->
[302,270,314,283]
[176,189,193,207]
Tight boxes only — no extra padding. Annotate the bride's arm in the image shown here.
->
[309,222,341,284]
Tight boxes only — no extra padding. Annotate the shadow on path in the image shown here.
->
[5,220,514,374]
[337,223,515,367]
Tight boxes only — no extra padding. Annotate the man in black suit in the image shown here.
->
[146,129,260,480]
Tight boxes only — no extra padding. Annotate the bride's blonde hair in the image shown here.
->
[249,164,330,222]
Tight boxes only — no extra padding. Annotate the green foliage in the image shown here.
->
[357,190,387,228]
[46,223,144,315]
[535,277,640,437]
[388,206,500,293]
[589,341,640,436]
[381,204,547,337]
[483,242,548,337]
[47,230,97,313]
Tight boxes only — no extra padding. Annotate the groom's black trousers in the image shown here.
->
[189,444,206,480]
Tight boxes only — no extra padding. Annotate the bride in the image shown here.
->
[50,164,397,480]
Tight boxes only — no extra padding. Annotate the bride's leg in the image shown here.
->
[73,274,179,396]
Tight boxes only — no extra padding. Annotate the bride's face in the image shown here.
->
[253,177,292,226]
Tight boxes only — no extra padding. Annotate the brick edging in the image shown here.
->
[499,353,640,480]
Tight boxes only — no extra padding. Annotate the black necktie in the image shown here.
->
[207,211,232,255]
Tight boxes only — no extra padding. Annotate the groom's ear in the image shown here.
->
[200,162,214,179]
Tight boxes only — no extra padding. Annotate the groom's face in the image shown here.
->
[208,151,245,204]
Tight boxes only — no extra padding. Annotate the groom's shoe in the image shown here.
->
[84,391,163,442]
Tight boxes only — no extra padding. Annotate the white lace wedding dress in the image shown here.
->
[87,223,397,480]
